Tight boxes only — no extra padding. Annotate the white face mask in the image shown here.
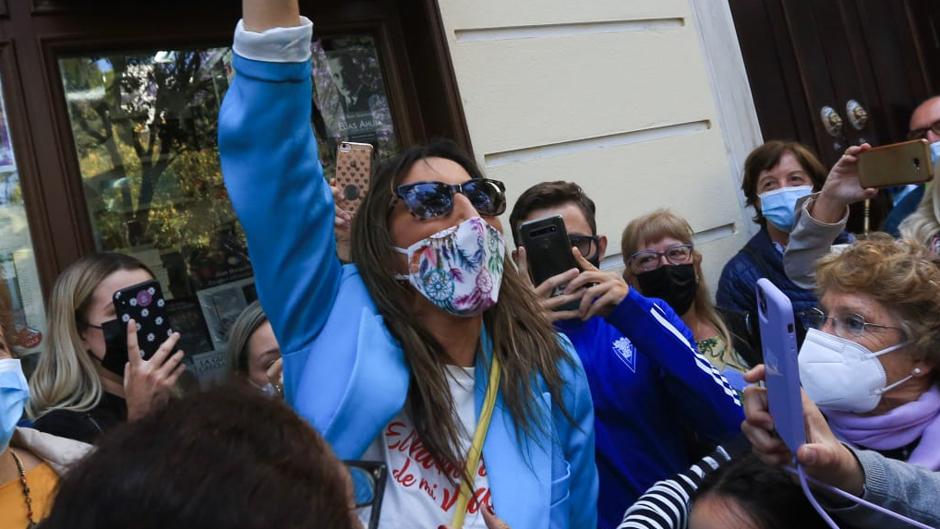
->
[798,328,916,413]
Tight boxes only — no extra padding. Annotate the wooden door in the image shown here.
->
[729,0,940,230]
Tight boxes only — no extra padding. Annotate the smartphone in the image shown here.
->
[858,139,934,188]
[113,280,174,361]
[334,141,374,214]
[519,215,580,311]
[756,278,805,454]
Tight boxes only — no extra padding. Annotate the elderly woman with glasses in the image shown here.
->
[792,235,940,467]
[622,210,761,388]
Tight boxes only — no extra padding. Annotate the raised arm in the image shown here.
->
[219,1,341,355]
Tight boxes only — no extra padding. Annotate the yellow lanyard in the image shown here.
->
[449,355,501,529]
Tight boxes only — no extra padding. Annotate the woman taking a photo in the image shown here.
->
[219,2,597,528]
[27,253,186,443]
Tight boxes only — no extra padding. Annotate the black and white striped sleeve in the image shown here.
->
[617,445,733,529]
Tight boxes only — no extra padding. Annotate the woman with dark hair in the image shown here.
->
[688,454,828,529]
[38,384,359,529]
[717,141,851,345]
[218,2,596,529]
[227,300,282,396]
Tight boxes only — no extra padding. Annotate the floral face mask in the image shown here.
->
[394,217,505,317]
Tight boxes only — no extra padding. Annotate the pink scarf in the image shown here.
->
[825,387,940,470]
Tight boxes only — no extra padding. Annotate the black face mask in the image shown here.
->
[98,319,129,377]
[636,264,698,315]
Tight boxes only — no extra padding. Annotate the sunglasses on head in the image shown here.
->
[393,178,506,220]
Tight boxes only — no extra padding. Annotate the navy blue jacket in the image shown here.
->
[717,226,849,325]
[556,289,743,529]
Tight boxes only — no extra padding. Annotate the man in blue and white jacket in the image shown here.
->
[509,182,744,529]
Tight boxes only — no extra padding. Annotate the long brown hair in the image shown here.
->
[351,140,574,473]
[621,209,738,364]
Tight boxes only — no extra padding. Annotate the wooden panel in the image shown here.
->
[450,27,717,154]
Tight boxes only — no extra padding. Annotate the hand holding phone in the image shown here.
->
[858,139,934,188]
[123,318,186,420]
[756,278,805,454]
[334,141,373,214]
[113,280,174,361]
[519,215,582,313]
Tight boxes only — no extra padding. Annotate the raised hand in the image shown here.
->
[812,143,878,223]
[124,319,186,421]
[513,246,582,322]
[740,365,865,495]
[332,182,353,262]
[242,0,301,32]
[564,247,628,320]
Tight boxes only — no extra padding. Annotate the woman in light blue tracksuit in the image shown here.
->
[218,4,597,529]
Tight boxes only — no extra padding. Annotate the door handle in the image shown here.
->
[846,100,869,130]
[820,106,844,137]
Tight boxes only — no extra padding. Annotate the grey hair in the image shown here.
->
[227,300,268,375]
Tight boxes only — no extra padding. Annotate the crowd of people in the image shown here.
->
[2,1,940,528]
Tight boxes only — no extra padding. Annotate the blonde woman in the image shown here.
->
[28,253,185,443]
[900,181,940,254]
[622,210,759,385]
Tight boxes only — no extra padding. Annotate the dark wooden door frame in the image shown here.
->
[0,0,470,297]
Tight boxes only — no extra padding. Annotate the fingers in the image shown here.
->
[583,289,624,320]
[514,246,532,286]
[742,383,773,429]
[742,420,791,466]
[266,357,283,383]
[800,390,835,445]
[126,319,142,366]
[149,332,182,365]
[482,507,511,529]
[164,360,187,387]
[154,350,185,380]
[743,363,766,384]
[533,268,579,298]
[542,291,583,311]
[564,270,605,294]
[572,247,596,271]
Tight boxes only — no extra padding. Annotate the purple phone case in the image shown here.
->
[756,278,805,454]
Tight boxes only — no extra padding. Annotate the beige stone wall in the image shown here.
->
[435,0,760,293]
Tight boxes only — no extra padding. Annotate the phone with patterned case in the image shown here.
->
[113,280,173,361]
[334,141,374,214]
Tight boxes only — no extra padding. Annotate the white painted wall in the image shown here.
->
[435,0,763,294]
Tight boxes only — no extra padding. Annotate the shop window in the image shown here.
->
[57,37,398,384]
[0,78,47,357]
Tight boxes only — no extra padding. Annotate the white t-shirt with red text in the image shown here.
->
[361,365,491,529]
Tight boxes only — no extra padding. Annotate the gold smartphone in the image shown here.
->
[858,139,933,188]
[333,141,374,214]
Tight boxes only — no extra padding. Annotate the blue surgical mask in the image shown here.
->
[759,185,813,232]
[930,141,940,171]
[0,358,28,451]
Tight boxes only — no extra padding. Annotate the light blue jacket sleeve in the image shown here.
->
[218,52,341,364]
[605,289,744,441]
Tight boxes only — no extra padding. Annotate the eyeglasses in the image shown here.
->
[627,244,694,274]
[799,307,905,339]
[393,179,506,220]
[907,120,940,141]
[344,460,387,529]
[569,234,599,259]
